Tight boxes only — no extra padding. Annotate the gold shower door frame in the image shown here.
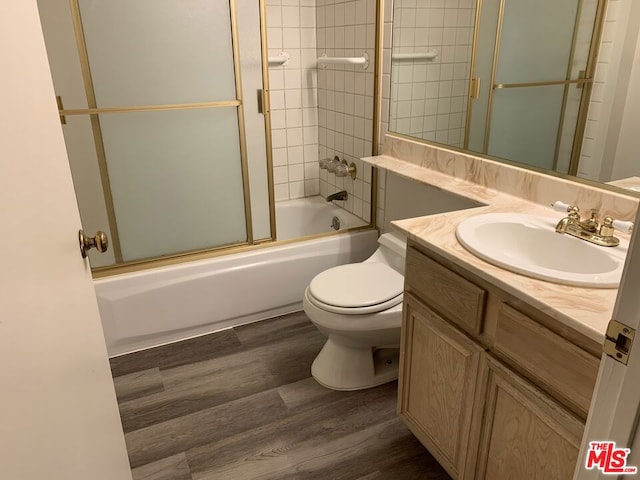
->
[464,0,608,174]
[60,0,277,272]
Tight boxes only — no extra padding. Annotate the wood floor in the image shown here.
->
[109,311,451,480]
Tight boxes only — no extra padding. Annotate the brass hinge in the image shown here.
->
[470,77,481,100]
[257,89,268,115]
[603,319,635,365]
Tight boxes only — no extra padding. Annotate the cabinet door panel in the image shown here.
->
[477,356,584,480]
[399,293,484,478]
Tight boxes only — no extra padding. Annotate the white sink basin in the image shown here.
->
[456,213,628,288]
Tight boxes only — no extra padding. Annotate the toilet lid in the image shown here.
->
[309,262,404,309]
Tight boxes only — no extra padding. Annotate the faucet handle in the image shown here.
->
[598,216,633,239]
[612,218,634,234]
[600,216,616,238]
[319,158,332,169]
[334,160,357,180]
[551,201,572,212]
[551,201,582,220]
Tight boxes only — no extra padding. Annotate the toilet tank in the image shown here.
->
[366,231,407,274]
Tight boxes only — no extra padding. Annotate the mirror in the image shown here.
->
[388,0,640,191]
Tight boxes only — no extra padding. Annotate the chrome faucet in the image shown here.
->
[554,204,621,247]
[326,190,348,202]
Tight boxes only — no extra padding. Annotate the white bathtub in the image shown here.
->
[276,196,367,240]
[96,199,377,356]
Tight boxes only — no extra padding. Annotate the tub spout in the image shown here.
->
[326,190,348,202]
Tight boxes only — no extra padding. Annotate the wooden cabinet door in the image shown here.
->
[476,355,584,480]
[398,293,485,479]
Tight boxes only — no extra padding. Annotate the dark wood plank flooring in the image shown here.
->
[110,311,451,480]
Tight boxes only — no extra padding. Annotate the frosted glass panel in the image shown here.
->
[237,0,271,240]
[79,0,237,106]
[467,0,501,152]
[37,0,90,110]
[496,0,580,84]
[100,108,247,261]
[488,86,565,170]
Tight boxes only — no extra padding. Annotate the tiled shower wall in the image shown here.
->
[266,0,320,201]
[577,0,627,180]
[316,0,377,221]
[388,0,475,148]
[266,0,374,222]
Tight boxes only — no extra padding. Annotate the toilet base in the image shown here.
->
[311,337,399,391]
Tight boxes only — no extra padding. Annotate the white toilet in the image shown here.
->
[303,231,407,390]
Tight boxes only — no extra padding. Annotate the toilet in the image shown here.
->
[303,231,407,390]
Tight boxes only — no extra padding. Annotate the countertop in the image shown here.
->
[608,176,640,192]
[364,154,627,343]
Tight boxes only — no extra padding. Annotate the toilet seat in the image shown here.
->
[307,262,404,314]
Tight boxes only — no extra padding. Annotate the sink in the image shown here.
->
[455,213,628,288]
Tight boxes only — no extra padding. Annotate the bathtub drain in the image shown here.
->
[330,216,341,231]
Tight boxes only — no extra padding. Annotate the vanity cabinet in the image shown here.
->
[399,241,601,480]
[399,295,484,477]
[475,356,583,480]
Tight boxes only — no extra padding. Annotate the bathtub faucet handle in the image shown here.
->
[334,160,357,180]
[319,156,341,172]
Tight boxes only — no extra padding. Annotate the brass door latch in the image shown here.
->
[604,319,635,365]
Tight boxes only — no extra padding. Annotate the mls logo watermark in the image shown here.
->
[585,442,638,474]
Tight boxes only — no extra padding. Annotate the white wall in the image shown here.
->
[378,170,482,233]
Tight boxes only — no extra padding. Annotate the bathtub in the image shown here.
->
[95,198,377,356]
[276,195,368,240]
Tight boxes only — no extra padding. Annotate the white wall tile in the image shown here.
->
[304,144,319,162]
[285,89,303,108]
[286,108,303,128]
[272,129,287,148]
[275,183,290,201]
[287,145,304,163]
[300,7,316,27]
[300,28,316,48]
[282,6,301,27]
[267,6,283,27]
[305,179,320,195]
[270,90,286,110]
[273,147,288,166]
[274,165,289,184]
[289,181,306,198]
[270,70,285,89]
[288,163,305,182]
[271,110,287,129]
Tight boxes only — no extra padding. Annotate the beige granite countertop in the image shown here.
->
[363,152,632,343]
[608,176,640,192]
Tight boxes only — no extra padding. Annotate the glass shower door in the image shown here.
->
[38,0,272,266]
